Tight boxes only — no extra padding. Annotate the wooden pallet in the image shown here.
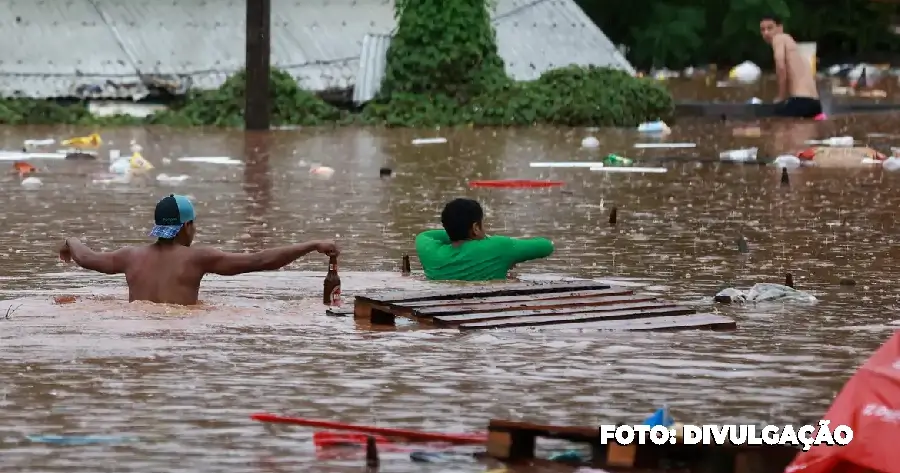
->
[487,419,798,473]
[352,281,735,331]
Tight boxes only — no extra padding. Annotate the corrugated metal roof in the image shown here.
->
[493,0,636,79]
[0,0,632,100]
[352,0,636,103]
[353,34,391,104]
[0,0,143,99]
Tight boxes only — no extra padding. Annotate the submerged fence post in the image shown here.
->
[245,0,272,130]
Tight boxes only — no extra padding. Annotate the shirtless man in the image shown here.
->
[57,194,340,305]
[760,15,821,118]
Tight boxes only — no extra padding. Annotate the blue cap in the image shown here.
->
[149,194,195,239]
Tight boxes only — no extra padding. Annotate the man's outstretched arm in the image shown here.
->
[61,238,132,274]
[194,240,339,276]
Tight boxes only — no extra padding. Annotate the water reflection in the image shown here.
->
[0,118,899,472]
[243,131,273,249]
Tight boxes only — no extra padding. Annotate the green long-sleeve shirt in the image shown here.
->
[414,229,554,281]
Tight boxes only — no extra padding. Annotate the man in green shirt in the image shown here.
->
[415,198,555,281]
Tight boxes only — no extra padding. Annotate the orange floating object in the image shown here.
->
[13,161,36,177]
[53,295,78,304]
[468,179,564,188]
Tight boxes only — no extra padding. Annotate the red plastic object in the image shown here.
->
[250,413,486,445]
[797,148,817,161]
[468,179,564,188]
[784,331,900,473]
[314,432,393,448]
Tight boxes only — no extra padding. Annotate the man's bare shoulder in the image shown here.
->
[773,32,796,47]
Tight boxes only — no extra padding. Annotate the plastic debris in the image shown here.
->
[719,147,758,162]
[729,61,762,83]
[411,137,447,145]
[806,136,854,146]
[21,176,42,189]
[310,166,335,179]
[61,133,102,148]
[581,137,600,148]
[179,157,242,165]
[637,121,671,134]
[23,139,55,148]
[773,155,802,169]
[633,143,696,149]
[156,174,190,183]
[714,283,817,304]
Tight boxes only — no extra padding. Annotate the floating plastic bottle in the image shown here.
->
[719,147,758,162]
[604,154,633,166]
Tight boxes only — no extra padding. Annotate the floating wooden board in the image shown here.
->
[412,289,637,317]
[356,280,612,304]
[433,299,673,326]
[457,305,697,330]
[351,280,737,332]
[487,419,798,472]
[491,313,737,332]
[393,288,627,309]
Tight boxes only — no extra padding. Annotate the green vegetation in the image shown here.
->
[0,0,676,128]
[579,0,900,70]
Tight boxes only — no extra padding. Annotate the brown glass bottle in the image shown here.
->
[401,254,411,276]
[323,255,341,305]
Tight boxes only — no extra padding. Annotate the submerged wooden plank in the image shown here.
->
[356,280,611,304]
[432,299,670,326]
[458,306,697,330]
[392,289,630,309]
[413,289,636,317]
[465,313,736,332]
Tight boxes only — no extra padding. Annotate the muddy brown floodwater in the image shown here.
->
[1,109,900,472]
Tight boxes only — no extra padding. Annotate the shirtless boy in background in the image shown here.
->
[760,15,822,118]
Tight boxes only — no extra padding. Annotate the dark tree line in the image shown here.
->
[576,0,900,70]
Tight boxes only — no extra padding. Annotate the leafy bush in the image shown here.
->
[150,69,344,127]
[364,0,674,127]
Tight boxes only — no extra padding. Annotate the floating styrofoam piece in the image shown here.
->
[23,139,55,147]
[581,137,600,148]
[156,173,190,183]
[633,143,696,149]
[0,151,67,160]
[411,137,447,145]
[178,157,242,165]
[590,166,667,173]
[530,162,603,168]
[861,158,881,165]
[21,177,43,188]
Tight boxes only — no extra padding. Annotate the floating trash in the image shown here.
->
[633,143,696,149]
[310,166,335,179]
[21,176,42,189]
[580,137,600,148]
[178,157,242,165]
[719,147,758,162]
[411,137,447,145]
[729,61,762,83]
[61,133,102,148]
[590,166,667,173]
[637,121,670,134]
[23,138,55,148]
[156,174,190,183]
[806,136,855,146]
[530,162,602,168]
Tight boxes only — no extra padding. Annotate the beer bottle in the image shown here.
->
[323,255,341,305]
[401,254,411,276]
